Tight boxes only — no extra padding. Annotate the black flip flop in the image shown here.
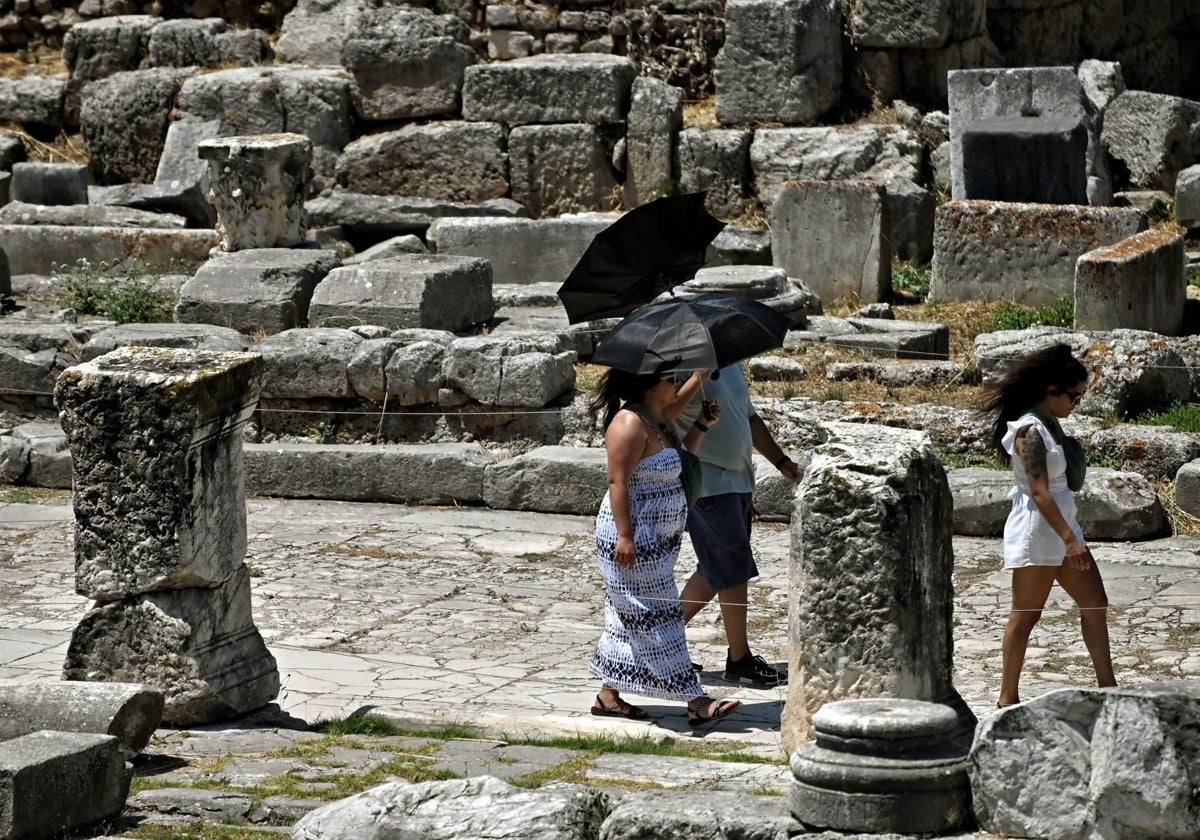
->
[688,697,741,728]
[591,694,649,720]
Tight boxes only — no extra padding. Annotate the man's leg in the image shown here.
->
[716,581,749,661]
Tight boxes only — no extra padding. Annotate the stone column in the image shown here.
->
[54,347,280,726]
[781,422,975,751]
[197,133,311,252]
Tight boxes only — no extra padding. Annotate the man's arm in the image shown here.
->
[749,414,801,483]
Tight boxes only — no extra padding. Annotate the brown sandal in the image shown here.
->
[688,696,741,728]
[591,694,649,720]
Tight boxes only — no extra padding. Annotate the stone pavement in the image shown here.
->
[2,493,1200,829]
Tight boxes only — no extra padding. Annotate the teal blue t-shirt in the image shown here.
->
[675,364,755,498]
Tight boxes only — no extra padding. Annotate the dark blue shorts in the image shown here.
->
[686,492,758,591]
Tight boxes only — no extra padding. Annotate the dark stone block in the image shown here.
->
[961,115,1088,204]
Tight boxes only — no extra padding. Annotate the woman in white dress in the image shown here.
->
[586,367,741,727]
[984,344,1116,708]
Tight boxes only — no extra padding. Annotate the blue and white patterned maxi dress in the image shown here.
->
[590,447,703,701]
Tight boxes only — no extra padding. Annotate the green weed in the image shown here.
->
[979,296,1074,333]
[53,258,176,323]
[891,262,931,300]
[1135,402,1200,433]
[308,420,337,444]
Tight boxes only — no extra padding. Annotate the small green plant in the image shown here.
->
[53,258,175,323]
[1187,264,1200,287]
[1146,195,1175,224]
[1135,402,1200,433]
[980,296,1074,333]
[891,261,931,299]
[308,420,337,444]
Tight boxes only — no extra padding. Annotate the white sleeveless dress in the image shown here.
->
[1001,413,1086,569]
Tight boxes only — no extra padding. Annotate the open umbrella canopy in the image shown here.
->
[591,293,791,375]
[557,191,726,324]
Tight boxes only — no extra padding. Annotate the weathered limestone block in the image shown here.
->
[0,682,163,758]
[771,179,890,305]
[0,201,187,229]
[308,192,523,239]
[257,328,362,399]
[11,422,72,490]
[335,122,507,203]
[1075,228,1186,335]
[63,15,158,123]
[677,129,753,219]
[1088,425,1200,483]
[309,254,494,333]
[461,54,636,124]
[715,0,842,126]
[346,235,427,264]
[146,18,231,68]
[960,116,1089,204]
[54,347,265,600]
[245,443,494,504]
[11,162,88,206]
[443,335,576,408]
[600,789,797,839]
[0,731,129,839]
[431,214,613,286]
[929,201,1146,306]
[1102,90,1200,191]
[344,32,473,121]
[0,74,66,128]
[293,776,609,840]
[0,324,82,397]
[509,123,620,218]
[752,452,802,522]
[80,67,191,186]
[948,66,1110,205]
[970,683,1200,840]
[0,130,25,172]
[198,134,311,252]
[1175,459,1200,519]
[385,338,453,405]
[783,422,970,750]
[624,77,682,209]
[850,0,984,48]
[684,264,814,327]
[82,323,249,362]
[275,0,366,65]
[483,446,607,514]
[1175,163,1200,229]
[64,565,280,725]
[175,67,352,191]
[174,248,341,335]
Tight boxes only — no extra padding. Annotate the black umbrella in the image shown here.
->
[557,192,726,324]
[591,294,791,375]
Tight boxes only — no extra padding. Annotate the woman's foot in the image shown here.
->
[687,695,741,728]
[591,690,649,720]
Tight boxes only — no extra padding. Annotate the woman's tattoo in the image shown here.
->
[1022,425,1047,481]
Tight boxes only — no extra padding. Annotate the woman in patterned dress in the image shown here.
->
[587,367,741,726]
[984,343,1116,708]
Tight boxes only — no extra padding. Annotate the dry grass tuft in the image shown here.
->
[1155,480,1200,538]
[682,97,719,130]
[2,124,88,165]
[0,48,66,79]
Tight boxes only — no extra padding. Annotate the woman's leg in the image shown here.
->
[999,566,1059,706]
[1055,562,1117,687]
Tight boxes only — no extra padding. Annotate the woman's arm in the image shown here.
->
[605,411,646,568]
[1017,424,1093,570]
[662,370,713,423]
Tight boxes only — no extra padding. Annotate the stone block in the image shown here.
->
[708,225,772,268]
[0,242,7,295]
[1175,163,1200,229]
[0,682,163,758]
[443,335,576,408]
[63,565,280,726]
[11,422,71,489]
[0,202,186,229]
[601,790,796,838]
[154,119,222,223]
[146,17,224,67]
[508,123,620,218]
[461,54,636,124]
[176,67,353,191]
[1175,459,1200,519]
[244,442,494,504]
[199,133,311,252]
[54,347,265,600]
[677,129,752,218]
[624,77,683,209]
[0,74,66,128]
[308,192,525,239]
[1088,425,1200,482]
[684,264,812,327]
[345,235,427,264]
[63,15,158,123]
[850,0,983,48]
[752,452,801,521]
[960,115,1088,205]
[431,214,614,286]
[81,67,191,186]
[971,682,1200,840]
[715,0,842,126]
[483,445,607,514]
[948,66,1109,205]
[257,328,362,399]
[10,162,88,206]
[0,324,82,397]
[0,731,128,839]
[783,422,968,750]
[771,179,890,305]
[309,254,494,332]
[929,201,1147,306]
[1102,90,1200,191]
[383,337,452,404]
[0,225,218,277]
[1075,228,1186,335]
[175,248,342,335]
[335,122,507,203]
[344,34,474,121]
[82,323,249,362]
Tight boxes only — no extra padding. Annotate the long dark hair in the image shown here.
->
[589,368,664,431]
[983,343,1088,462]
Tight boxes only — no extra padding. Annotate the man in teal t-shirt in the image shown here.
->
[675,364,801,686]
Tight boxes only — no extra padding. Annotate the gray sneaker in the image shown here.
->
[723,651,787,687]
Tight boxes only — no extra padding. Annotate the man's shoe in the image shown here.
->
[723,651,787,687]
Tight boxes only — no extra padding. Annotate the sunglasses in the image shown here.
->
[1062,389,1085,405]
